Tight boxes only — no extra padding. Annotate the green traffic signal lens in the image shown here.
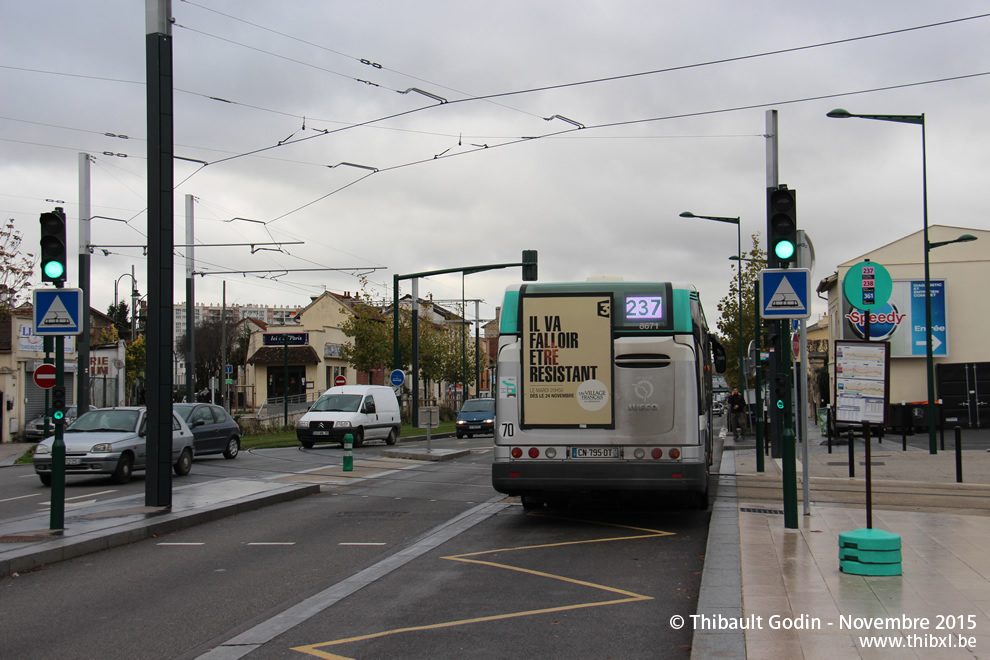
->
[776,399,784,410]
[53,410,64,420]
[774,240,795,260]
[43,260,66,279]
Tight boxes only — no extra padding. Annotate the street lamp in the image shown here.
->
[827,108,951,454]
[679,212,746,400]
[114,272,139,339]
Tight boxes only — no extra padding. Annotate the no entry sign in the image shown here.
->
[334,375,347,387]
[34,363,57,389]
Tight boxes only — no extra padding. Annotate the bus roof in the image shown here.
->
[499,281,704,336]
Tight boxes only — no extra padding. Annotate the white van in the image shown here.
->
[296,385,401,448]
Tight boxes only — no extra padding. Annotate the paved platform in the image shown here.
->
[694,424,990,660]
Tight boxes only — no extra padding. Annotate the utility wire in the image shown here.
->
[176,0,545,119]
[259,68,990,225]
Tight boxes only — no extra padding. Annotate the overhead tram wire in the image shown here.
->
[10,11,990,180]
[172,10,990,108]
[167,14,990,187]
[255,68,990,227]
[175,0,546,120]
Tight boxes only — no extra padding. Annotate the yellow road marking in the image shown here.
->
[292,515,674,658]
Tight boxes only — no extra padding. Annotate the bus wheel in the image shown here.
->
[521,496,544,510]
[691,485,710,510]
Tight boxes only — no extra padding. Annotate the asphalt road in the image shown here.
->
[0,436,713,659]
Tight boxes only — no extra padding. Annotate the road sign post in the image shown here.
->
[51,334,66,531]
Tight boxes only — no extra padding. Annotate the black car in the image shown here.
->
[455,398,495,438]
[173,403,241,459]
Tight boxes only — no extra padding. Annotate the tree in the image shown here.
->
[98,324,120,344]
[106,300,130,335]
[339,301,411,381]
[125,335,146,403]
[176,316,238,390]
[715,233,767,391]
[418,320,475,396]
[0,219,36,319]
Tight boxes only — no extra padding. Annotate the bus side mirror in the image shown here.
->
[712,341,727,374]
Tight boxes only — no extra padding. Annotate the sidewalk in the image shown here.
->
[694,424,990,659]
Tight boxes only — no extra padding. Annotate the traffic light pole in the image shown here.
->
[51,307,66,531]
[392,251,537,424]
[754,280,764,473]
[781,321,799,529]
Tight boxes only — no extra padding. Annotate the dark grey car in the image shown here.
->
[172,403,241,459]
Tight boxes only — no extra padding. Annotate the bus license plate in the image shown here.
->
[571,447,619,459]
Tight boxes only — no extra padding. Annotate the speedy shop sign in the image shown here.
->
[841,279,947,357]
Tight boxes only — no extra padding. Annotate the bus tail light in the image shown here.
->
[633,448,645,459]
[651,448,663,459]
[545,447,557,459]
[668,448,680,459]
[528,447,540,458]
[511,447,523,459]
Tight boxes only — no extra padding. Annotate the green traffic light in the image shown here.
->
[53,410,64,421]
[43,260,66,280]
[776,399,784,410]
[774,240,795,260]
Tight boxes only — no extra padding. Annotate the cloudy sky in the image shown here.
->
[3,1,989,334]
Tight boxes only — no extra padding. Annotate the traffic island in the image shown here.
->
[380,448,472,462]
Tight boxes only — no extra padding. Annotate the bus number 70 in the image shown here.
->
[500,423,514,438]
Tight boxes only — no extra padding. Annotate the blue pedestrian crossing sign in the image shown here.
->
[33,288,84,335]
[759,269,811,319]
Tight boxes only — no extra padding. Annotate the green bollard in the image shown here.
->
[343,433,353,472]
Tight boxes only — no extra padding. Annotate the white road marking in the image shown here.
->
[157,542,205,546]
[41,490,117,506]
[0,493,41,503]
[247,542,296,546]
[199,498,509,659]
[339,542,386,546]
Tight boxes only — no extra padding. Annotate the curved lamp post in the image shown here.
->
[114,272,139,338]
[827,109,978,454]
[679,212,746,398]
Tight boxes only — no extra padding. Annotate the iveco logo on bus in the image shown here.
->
[629,380,657,411]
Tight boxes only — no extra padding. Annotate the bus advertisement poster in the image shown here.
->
[520,293,614,427]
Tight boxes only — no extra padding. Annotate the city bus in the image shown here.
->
[491,280,726,509]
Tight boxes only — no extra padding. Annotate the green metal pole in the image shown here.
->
[781,322,798,529]
[754,280,764,473]
[393,274,400,371]
[921,116,938,454]
[51,334,65,531]
[283,334,288,426]
[44,336,53,440]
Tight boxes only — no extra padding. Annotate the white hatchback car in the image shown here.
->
[32,407,195,486]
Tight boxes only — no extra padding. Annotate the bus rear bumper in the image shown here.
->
[492,461,708,496]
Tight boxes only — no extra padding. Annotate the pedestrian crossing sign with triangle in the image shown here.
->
[759,269,811,319]
[33,288,84,335]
